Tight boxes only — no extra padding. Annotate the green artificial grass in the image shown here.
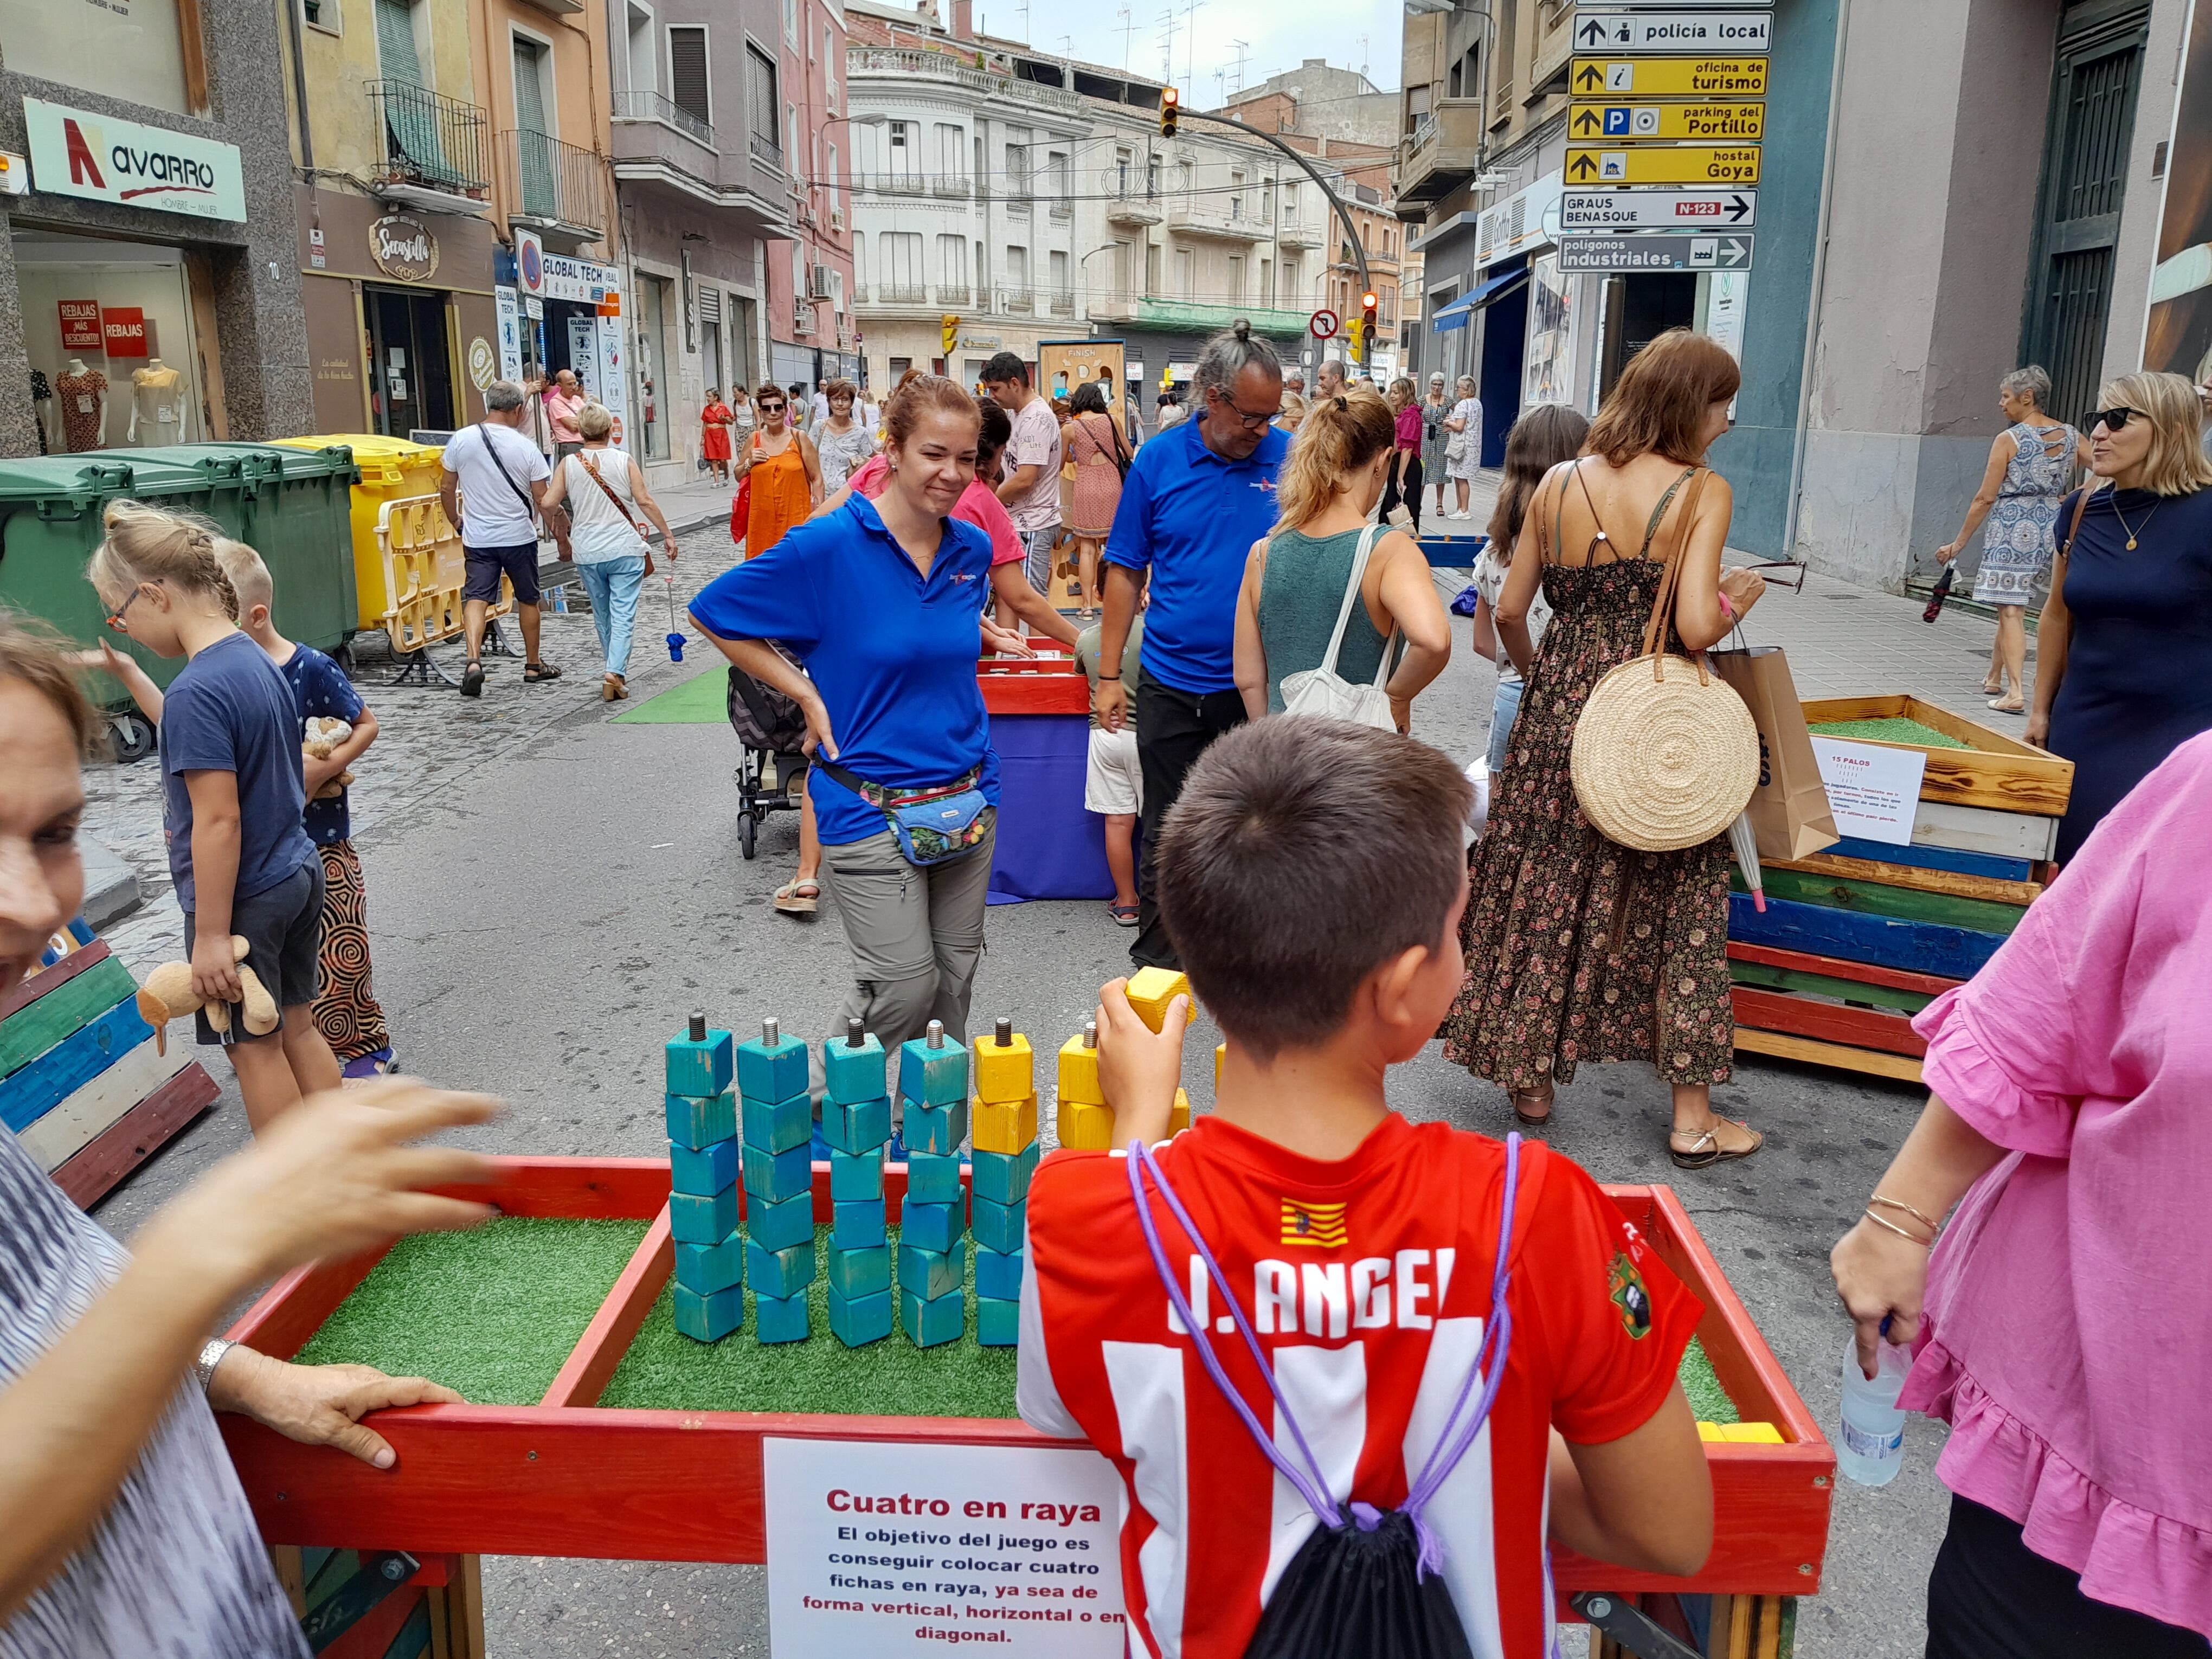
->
[610,668,729,724]
[292,1218,648,1405]
[1680,1335,1739,1425]
[601,1225,1020,1416]
[1809,717,1971,751]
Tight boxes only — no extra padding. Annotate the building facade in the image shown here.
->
[0,0,312,456]
[1227,59,1399,151]
[761,0,856,394]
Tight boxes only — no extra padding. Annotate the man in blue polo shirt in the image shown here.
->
[1096,320,1287,969]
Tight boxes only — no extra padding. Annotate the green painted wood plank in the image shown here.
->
[1728,960,1937,1015]
[1734,866,2024,935]
[0,956,138,1081]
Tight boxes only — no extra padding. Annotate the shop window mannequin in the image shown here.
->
[54,359,107,453]
[129,359,189,443]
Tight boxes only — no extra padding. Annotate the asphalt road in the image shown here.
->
[91,590,1953,1657]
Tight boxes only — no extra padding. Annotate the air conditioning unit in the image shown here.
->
[799,203,817,228]
[829,205,845,232]
[793,300,814,335]
[807,263,834,300]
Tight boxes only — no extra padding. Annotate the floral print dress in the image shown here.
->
[1441,556,1735,1091]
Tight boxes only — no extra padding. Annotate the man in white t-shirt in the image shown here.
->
[438,379,557,698]
[981,350,1064,596]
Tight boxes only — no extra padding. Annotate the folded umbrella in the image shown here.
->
[1729,811,1764,912]
[1922,563,1956,623]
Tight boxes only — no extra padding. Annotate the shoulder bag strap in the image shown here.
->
[1638,467,1712,675]
[476,424,538,516]
[2057,485,2092,559]
[577,451,642,528]
[1317,524,1383,678]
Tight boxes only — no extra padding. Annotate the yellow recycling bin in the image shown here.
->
[271,434,446,634]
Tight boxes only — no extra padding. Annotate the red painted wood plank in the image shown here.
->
[49,1062,218,1207]
[1731,986,1927,1057]
[226,1249,393,1360]
[0,940,111,1023]
[1726,940,1960,998]
[978,672,1090,716]
[541,1210,673,1409]
[426,1155,670,1219]
[318,1579,426,1659]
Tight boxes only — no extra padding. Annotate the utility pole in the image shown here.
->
[1117,5,1134,71]
[1229,39,1250,99]
[1184,0,1204,101]
[1156,9,1176,86]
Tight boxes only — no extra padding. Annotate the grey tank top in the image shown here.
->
[1258,526,1393,714]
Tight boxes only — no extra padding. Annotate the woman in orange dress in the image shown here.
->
[700,390,735,484]
[735,381,821,558]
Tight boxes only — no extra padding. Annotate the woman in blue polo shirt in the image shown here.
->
[690,377,999,1083]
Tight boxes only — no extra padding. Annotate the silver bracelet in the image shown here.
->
[193,1336,236,1394]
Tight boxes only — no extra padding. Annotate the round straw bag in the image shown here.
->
[1569,470,1759,851]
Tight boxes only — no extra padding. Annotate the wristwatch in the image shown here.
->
[193,1336,236,1394]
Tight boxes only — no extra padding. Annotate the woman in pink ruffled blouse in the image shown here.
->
[1833,732,2212,1658]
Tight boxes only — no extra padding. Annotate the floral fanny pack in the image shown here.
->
[817,760,993,866]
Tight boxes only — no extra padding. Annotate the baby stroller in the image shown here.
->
[725,646,811,860]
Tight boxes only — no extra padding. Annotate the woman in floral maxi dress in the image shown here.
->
[1441,330,1771,1167]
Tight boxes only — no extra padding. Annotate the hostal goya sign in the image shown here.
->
[23,99,246,222]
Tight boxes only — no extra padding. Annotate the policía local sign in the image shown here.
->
[22,99,246,222]
[1572,11,1772,52]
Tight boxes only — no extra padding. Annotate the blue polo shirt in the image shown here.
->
[1104,415,1288,695]
[689,495,998,846]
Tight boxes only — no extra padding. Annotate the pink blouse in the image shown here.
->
[1902,729,2212,1639]
[846,453,1022,567]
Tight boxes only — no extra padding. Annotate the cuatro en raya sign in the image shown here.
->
[370,215,439,282]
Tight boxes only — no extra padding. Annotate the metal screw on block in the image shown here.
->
[1812,1475,1830,1488]
[995,1017,1013,1047]
[527,1450,538,1461]
[847,1017,865,1048]
[1798,1563,1812,1576]
[381,1558,408,1581]
[764,1016,780,1045]
[1083,1020,1098,1050]
[688,1014,706,1042]
[927,1019,945,1050]
[1584,1597,1613,1619]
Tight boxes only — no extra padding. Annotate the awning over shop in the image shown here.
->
[1431,266,1531,332]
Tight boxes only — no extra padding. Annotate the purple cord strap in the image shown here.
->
[1126,1133,1525,1580]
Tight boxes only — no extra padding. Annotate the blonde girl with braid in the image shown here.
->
[86,501,339,1130]
[1230,384,1452,730]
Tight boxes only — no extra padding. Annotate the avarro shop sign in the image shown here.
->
[23,98,247,222]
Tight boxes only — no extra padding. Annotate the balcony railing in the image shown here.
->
[846,46,1081,113]
[1105,188,1161,226]
[931,175,971,198]
[749,130,782,172]
[1392,98,1486,211]
[1049,292,1075,317]
[1005,195,1031,219]
[612,88,713,150]
[936,284,971,306]
[877,283,925,304]
[1002,290,1033,314]
[367,80,490,201]
[498,127,610,237]
[1049,200,1071,221]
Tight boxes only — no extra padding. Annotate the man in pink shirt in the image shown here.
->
[542,369,586,458]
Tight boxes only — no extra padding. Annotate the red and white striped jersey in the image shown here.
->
[1017,1114,1698,1659]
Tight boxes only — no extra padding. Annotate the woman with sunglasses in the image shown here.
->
[733,381,822,558]
[2027,371,2212,863]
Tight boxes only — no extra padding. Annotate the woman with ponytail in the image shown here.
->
[86,501,338,1131]
[1231,385,1451,729]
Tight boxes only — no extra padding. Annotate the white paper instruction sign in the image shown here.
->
[763,1436,1127,1656]
[1810,737,1927,846]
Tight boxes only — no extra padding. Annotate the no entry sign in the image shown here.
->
[1309,308,1339,340]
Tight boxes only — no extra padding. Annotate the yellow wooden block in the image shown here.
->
[1697,1422,1725,1442]
[972,1031,1035,1103]
[974,1094,1039,1154]
[1716,1422,1783,1444]
[1125,967,1192,1033]
[1168,1087,1189,1136]
[1057,1100,1116,1150]
[1214,1043,1225,1088]
[1057,1033,1104,1105]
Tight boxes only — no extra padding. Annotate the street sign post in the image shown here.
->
[1570,56,1768,97]
[1569,101,1764,141]
[1309,307,1339,340]
[1571,11,1771,52]
[1567,144,1761,186]
[1558,234,1755,273]
[1560,188,1757,232]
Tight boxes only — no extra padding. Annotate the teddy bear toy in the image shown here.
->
[136,934,279,1053]
[303,715,355,800]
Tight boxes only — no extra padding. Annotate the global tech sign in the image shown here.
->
[23,99,247,223]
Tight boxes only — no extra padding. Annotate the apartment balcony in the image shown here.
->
[793,298,815,336]
[613,88,711,150]
[1049,200,1071,222]
[365,80,490,215]
[749,131,782,175]
[1002,290,1034,315]
[1105,190,1162,227]
[1006,196,1031,220]
[1392,98,1484,213]
[1049,292,1075,317]
[846,45,1081,115]
[931,175,972,199]
[1167,201,1266,242]
[1276,217,1322,250]
[1529,0,1577,101]
[497,127,610,248]
[1096,295,1307,335]
[877,284,927,305]
[936,284,972,307]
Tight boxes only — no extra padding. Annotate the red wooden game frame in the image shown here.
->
[221,1158,1832,1596]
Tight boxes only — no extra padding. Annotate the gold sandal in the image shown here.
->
[1669,1118,1764,1169]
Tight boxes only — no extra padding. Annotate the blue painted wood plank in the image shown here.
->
[0,1000,155,1133]
[1827,837,2033,883]
[1729,895,2007,981]
[1419,533,1490,568]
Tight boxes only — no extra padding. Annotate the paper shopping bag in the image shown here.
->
[1710,646,1840,860]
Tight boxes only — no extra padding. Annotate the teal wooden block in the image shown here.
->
[897,1237,966,1302]
[897,1035,969,1107]
[665,1090,736,1151]
[830,1147,884,1201]
[665,1027,734,1098]
[829,1284,894,1347]
[824,1028,888,1105]
[748,1191,815,1253]
[905,1099,969,1156]
[674,1232,745,1295]
[974,1244,1024,1302]
[741,1092,813,1155]
[755,1288,811,1343]
[976,1296,1020,1348]
[671,1187,739,1245]
[742,1140,814,1204]
[903,1199,961,1255]
[670,1138,738,1198]
[825,1096,891,1154]
[827,1243,892,1299]
[900,1285,965,1347]
[905,1150,964,1206]
[674,1284,743,1342]
[970,1142,1039,1208]
[833,1199,886,1250]
[746,1236,818,1299]
[972,1194,1024,1256]
[736,1026,811,1105]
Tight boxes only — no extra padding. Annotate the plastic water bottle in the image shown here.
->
[1837,1336,1912,1486]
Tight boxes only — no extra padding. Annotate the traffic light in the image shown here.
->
[1160,87,1179,139]
[942,313,959,356]
[1347,317,1365,358]
[1362,289,1379,337]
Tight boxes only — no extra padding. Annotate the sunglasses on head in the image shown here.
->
[2085,407,2143,433]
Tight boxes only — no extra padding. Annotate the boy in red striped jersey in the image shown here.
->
[1018,719,1715,1658]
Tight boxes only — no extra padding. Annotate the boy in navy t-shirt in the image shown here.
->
[216,540,394,1077]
